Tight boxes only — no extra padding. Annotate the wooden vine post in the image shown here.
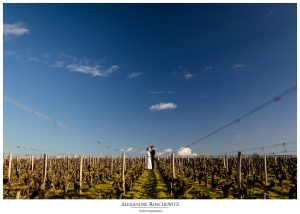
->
[178,157,181,174]
[192,156,196,182]
[248,156,251,175]
[31,155,34,171]
[237,152,242,196]
[67,156,69,171]
[122,152,126,194]
[7,153,12,183]
[224,155,229,180]
[170,153,176,195]
[48,156,52,172]
[16,191,21,199]
[110,156,114,176]
[264,155,268,185]
[16,156,20,175]
[79,156,83,194]
[171,153,175,179]
[43,154,47,188]
[223,155,226,169]
[226,155,229,171]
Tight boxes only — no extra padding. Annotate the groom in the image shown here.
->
[150,146,155,170]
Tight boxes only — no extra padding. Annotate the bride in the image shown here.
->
[146,147,152,170]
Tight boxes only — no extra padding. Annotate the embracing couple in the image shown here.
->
[146,146,155,170]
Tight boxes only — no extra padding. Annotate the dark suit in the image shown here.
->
[150,149,155,170]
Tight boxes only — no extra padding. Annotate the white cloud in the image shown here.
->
[177,147,192,156]
[149,102,177,111]
[148,91,174,95]
[173,66,194,80]
[155,148,173,156]
[28,56,40,62]
[232,64,245,69]
[51,61,65,68]
[128,72,143,79]
[66,64,119,77]
[203,65,213,71]
[57,53,119,77]
[67,64,102,76]
[184,72,193,80]
[4,23,30,37]
[5,50,119,78]
[126,147,133,152]
[4,50,45,64]
[58,53,78,62]
[4,50,19,58]
[105,65,119,74]
[164,148,173,153]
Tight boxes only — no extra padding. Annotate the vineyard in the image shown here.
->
[3,152,297,199]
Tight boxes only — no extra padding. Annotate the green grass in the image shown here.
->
[125,166,172,199]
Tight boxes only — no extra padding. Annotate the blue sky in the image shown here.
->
[3,4,297,156]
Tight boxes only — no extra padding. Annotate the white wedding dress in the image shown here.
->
[146,151,152,170]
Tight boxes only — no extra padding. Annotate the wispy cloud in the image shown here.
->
[28,56,40,62]
[66,64,101,76]
[149,102,177,111]
[148,91,174,95]
[203,66,214,71]
[128,72,143,79]
[66,64,119,77]
[4,50,20,58]
[55,53,119,77]
[58,53,78,62]
[4,50,47,65]
[173,66,193,80]
[203,65,213,71]
[184,72,193,80]
[105,65,119,75]
[232,64,245,69]
[190,92,208,99]
[50,53,76,68]
[262,9,273,21]
[51,60,65,68]
[4,23,30,37]
[126,147,133,152]
[5,49,119,78]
